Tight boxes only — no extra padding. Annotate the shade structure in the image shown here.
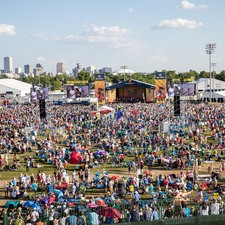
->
[54,189,64,197]
[144,170,153,175]
[111,175,122,180]
[132,109,139,115]
[97,105,114,114]
[24,200,35,207]
[69,151,83,164]
[87,202,98,208]
[95,198,107,206]
[98,207,122,219]
[5,201,20,208]
[31,203,41,211]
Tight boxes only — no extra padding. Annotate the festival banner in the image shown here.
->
[155,72,166,102]
[108,89,116,103]
[95,80,106,105]
[145,88,154,102]
[155,73,166,102]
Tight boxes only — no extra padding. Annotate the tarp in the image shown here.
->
[69,151,83,164]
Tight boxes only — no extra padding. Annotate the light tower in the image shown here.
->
[206,43,216,102]
[120,66,127,81]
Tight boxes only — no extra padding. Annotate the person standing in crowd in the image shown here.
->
[66,211,77,225]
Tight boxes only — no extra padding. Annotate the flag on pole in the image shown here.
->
[116,108,123,121]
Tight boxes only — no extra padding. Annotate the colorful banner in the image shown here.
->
[108,89,116,103]
[146,88,154,102]
[95,80,106,104]
[155,79,166,101]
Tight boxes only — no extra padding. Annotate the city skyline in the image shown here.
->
[0,0,225,73]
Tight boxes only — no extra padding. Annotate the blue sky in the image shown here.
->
[0,0,224,74]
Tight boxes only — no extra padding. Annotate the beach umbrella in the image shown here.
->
[98,207,122,219]
[54,189,64,197]
[95,171,100,176]
[24,200,35,207]
[144,170,153,175]
[95,198,107,206]
[5,201,19,208]
[69,151,83,164]
[87,202,98,208]
[31,204,41,211]
[111,175,122,180]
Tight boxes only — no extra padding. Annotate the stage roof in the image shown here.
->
[106,79,155,91]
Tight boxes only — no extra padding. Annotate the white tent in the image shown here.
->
[97,105,114,112]
[0,79,32,97]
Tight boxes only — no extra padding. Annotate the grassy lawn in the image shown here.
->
[0,127,223,206]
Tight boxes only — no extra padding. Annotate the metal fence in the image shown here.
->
[3,196,225,225]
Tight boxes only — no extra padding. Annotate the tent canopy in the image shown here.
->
[97,105,114,112]
[69,151,83,164]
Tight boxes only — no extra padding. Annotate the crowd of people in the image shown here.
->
[1,102,225,224]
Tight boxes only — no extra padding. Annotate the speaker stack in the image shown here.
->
[174,95,180,116]
[39,99,46,119]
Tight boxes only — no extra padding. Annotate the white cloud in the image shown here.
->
[153,18,202,29]
[177,0,207,9]
[33,33,49,40]
[34,25,144,51]
[149,51,168,63]
[0,23,16,36]
[36,56,52,65]
[128,7,134,13]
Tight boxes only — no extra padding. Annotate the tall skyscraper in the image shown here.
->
[72,63,83,78]
[15,67,22,74]
[3,56,13,74]
[24,64,32,74]
[56,62,66,74]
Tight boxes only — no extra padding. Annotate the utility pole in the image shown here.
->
[211,63,217,102]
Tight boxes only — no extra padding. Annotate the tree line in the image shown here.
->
[8,69,225,90]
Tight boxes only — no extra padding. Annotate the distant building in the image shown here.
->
[85,65,97,75]
[113,68,135,75]
[4,56,13,74]
[56,62,66,74]
[15,67,22,75]
[100,67,113,74]
[24,64,32,75]
[33,63,44,76]
[36,63,43,69]
[33,67,44,76]
[72,63,83,78]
